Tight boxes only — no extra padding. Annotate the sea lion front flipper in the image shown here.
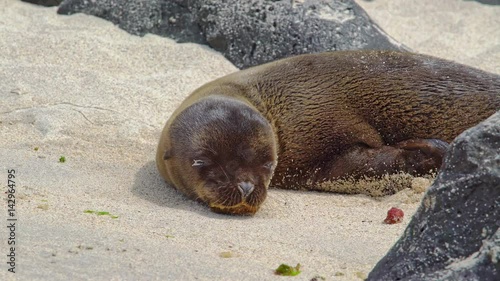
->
[394,138,449,170]
[328,139,449,179]
[395,138,449,175]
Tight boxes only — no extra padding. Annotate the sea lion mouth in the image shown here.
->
[205,189,261,215]
[209,202,259,215]
[201,181,266,215]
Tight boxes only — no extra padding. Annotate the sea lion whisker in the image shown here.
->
[219,193,233,207]
[232,190,240,205]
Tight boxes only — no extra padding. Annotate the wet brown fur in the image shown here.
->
[156,50,500,214]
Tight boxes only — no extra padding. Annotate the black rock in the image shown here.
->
[368,111,500,281]
[192,0,407,68]
[469,0,500,5]
[22,0,63,6]
[58,0,163,36]
[57,0,406,68]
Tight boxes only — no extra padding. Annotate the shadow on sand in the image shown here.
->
[131,160,254,220]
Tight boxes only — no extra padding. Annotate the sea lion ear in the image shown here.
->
[163,150,172,160]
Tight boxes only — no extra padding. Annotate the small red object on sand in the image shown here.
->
[384,207,404,224]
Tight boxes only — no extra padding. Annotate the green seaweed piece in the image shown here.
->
[59,156,66,163]
[275,263,301,276]
[84,210,118,219]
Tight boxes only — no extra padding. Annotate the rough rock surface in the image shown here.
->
[58,0,163,36]
[21,0,63,6]
[471,0,500,5]
[368,111,500,281]
[57,0,406,68]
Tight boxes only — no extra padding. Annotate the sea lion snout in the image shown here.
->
[203,169,267,215]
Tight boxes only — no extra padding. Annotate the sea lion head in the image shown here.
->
[164,96,278,215]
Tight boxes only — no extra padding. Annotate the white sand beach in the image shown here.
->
[0,0,498,280]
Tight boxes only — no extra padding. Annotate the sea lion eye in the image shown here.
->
[263,162,274,170]
[192,159,205,167]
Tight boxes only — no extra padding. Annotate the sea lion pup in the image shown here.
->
[156,50,500,215]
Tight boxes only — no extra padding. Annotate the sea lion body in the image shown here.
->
[157,50,500,214]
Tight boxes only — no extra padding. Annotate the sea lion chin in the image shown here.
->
[209,203,259,216]
[157,50,500,215]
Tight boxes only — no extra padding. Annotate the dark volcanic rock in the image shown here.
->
[192,0,406,68]
[22,0,63,6]
[470,0,500,5]
[368,111,500,281]
[58,0,163,36]
[57,0,406,68]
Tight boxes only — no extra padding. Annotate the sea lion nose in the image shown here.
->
[237,181,255,198]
